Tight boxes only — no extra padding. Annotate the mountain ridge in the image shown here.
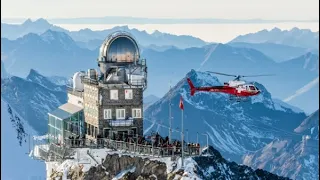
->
[230,27,319,49]
[1,19,208,49]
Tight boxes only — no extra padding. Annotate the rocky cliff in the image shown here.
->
[61,146,291,180]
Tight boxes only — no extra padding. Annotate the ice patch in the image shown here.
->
[112,166,136,180]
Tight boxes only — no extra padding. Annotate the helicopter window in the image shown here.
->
[249,86,256,90]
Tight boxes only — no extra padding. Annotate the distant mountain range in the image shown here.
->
[1,69,67,134]
[230,27,319,49]
[228,42,318,62]
[1,30,97,78]
[3,17,319,24]
[2,29,318,113]
[243,110,319,179]
[142,43,318,112]
[1,19,207,49]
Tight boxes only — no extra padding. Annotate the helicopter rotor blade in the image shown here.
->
[240,74,275,77]
[206,71,237,77]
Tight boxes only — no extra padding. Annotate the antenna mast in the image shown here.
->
[169,80,172,144]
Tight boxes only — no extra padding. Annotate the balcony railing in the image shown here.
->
[108,119,134,127]
[67,86,83,97]
[82,77,99,85]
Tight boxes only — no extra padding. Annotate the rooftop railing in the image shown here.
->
[108,119,134,127]
[67,86,83,97]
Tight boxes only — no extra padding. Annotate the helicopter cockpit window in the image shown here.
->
[249,86,256,91]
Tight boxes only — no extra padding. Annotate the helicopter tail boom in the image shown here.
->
[187,78,196,96]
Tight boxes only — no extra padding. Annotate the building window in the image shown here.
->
[116,109,125,119]
[104,109,112,119]
[110,90,118,100]
[132,108,142,118]
[125,89,133,99]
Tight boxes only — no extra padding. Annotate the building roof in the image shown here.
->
[48,103,83,120]
[59,103,83,114]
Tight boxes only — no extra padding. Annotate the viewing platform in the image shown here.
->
[33,136,201,162]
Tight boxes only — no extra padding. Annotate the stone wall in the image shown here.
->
[83,83,144,137]
[98,87,144,136]
[83,83,99,138]
[99,87,143,106]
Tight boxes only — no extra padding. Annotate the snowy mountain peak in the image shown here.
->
[21,18,52,29]
[230,27,318,49]
[27,69,42,77]
[187,69,221,87]
[33,18,51,26]
[22,18,33,26]
[26,69,47,84]
[271,27,281,32]
[40,30,77,50]
[40,30,73,42]
[294,109,319,139]
[26,69,66,92]
[152,30,163,37]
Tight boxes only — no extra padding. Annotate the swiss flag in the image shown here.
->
[179,96,184,110]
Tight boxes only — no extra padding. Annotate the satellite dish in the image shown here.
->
[73,72,85,91]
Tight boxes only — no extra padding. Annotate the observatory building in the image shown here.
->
[47,31,147,144]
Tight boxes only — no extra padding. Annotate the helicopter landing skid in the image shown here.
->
[229,95,249,102]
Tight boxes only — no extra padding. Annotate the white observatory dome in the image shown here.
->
[98,31,140,73]
[73,72,85,91]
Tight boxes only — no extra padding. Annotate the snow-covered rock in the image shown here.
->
[243,110,319,179]
[41,146,289,180]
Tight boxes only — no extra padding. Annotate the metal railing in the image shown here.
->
[63,138,201,158]
[82,77,99,85]
[35,136,201,162]
[108,119,134,127]
[67,86,83,97]
[129,79,146,87]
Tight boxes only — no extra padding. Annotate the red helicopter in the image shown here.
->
[187,71,272,101]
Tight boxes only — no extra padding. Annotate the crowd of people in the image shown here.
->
[110,132,200,155]
[64,132,200,155]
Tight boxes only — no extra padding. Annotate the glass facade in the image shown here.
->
[64,111,84,138]
[48,110,84,145]
[48,115,63,144]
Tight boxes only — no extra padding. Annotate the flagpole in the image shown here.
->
[181,103,184,168]
[169,82,172,144]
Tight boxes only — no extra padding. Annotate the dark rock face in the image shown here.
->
[83,154,167,180]
[193,146,291,180]
[82,147,290,180]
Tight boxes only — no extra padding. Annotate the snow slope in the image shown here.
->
[1,98,46,180]
[243,110,319,180]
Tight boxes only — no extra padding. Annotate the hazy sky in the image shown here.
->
[1,0,319,20]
